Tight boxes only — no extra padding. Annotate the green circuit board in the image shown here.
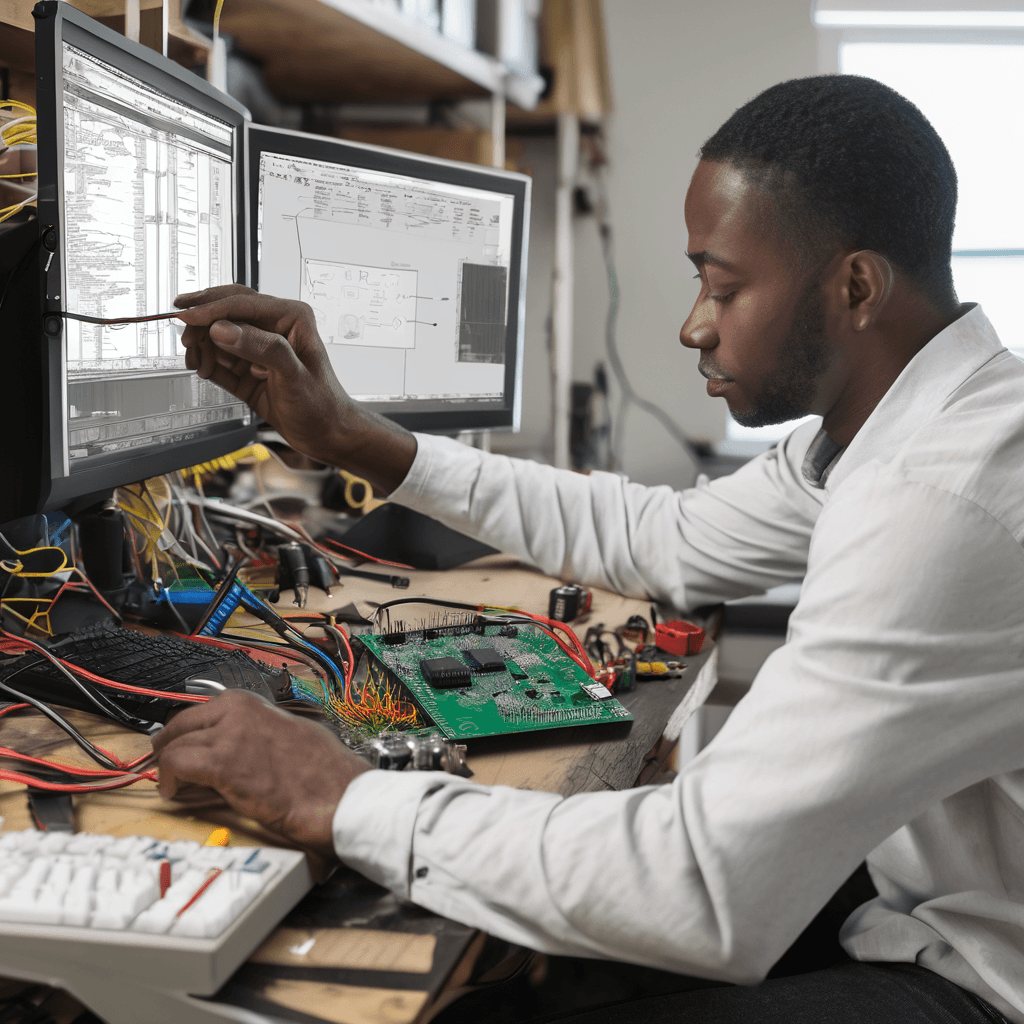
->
[361,622,632,740]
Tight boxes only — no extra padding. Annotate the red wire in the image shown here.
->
[1,694,155,776]
[0,745,156,781]
[0,769,152,793]
[320,537,414,570]
[52,659,210,703]
[480,608,595,677]
[0,632,211,706]
[336,625,355,690]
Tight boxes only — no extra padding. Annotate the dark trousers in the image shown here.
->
[435,866,1012,1024]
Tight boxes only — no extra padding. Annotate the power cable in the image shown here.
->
[590,164,706,470]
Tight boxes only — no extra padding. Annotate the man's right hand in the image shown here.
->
[173,285,417,495]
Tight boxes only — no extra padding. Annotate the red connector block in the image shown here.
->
[655,620,705,657]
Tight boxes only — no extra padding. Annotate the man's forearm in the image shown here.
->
[319,404,419,496]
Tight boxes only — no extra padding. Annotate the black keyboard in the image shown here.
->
[0,623,290,723]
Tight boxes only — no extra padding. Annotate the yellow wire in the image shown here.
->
[0,100,35,116]
[0,172,36,179]
[212,0,226,38]
[181,443,271,480]
[0,195,37,224]
[1,545,68,578]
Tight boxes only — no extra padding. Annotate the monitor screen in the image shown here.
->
[8,2,257,520]
[248,126,530,433]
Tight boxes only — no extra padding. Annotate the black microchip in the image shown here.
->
[420,657,471,688]
[463,647,505,673]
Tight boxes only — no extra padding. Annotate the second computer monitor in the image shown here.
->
[247,126,530,433]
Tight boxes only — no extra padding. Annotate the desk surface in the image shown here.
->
[0,554,715,1024]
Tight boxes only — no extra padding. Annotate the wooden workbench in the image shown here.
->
[0,554,717,1024]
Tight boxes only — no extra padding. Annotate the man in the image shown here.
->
[155,76,1024,1022]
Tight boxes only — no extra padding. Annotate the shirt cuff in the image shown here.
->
[389,432,481,514]
[332,769,456,897]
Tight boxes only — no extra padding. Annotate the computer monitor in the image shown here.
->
[0,2,255,523]
[247,126,530,433]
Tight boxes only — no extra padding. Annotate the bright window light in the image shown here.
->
[840,42,1024,250]
[841,40,1024,355]
[815,10,1024,28]
[950,256,1024,353]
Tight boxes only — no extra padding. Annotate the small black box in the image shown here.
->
[463,647,505,673]
[420,657,471,688]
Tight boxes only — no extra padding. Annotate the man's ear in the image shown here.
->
[843,250,894,331]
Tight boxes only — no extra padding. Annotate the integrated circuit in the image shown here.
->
[420,657,471,688]
[462,647,504,673]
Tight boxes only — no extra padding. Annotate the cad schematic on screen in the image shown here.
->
[59,43,249,474]
[257,151,517,405]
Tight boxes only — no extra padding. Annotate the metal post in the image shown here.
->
[552,112,579,470]
[490,91,506,169]
[125,0,140,42]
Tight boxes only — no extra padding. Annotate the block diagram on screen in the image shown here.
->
[302,260,419,350]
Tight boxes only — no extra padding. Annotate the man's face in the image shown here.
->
[680,161,835,428]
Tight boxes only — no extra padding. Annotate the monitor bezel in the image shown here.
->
[246,124,529,434]
[30,1,256,516]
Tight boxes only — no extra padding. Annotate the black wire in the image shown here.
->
[163,594,191,635]
[593,169,704,469]
[372,596,480,626]
[190,554,245,636]
[241,598,346,688]
[0,674,123,771]
[59,309,181,326]
[6,635,156,734]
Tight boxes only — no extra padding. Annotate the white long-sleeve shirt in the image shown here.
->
[335,305,1024,1021]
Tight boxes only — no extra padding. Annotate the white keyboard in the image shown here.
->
[0,829,314,1024]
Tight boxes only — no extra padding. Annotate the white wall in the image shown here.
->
[495,0,817,488]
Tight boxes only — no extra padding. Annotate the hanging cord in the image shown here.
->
[588,149,705,471]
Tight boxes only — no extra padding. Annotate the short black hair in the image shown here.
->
[700,75,957,307]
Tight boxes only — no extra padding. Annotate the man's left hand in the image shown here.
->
[152,690,370,860]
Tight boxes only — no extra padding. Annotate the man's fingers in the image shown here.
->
[174,283,252,309]
[207,321,304,380]
[151,696,230,755]
[173,289,308,336]
[156,739,224,799]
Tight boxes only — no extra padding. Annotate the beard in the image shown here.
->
[730,273,831,429]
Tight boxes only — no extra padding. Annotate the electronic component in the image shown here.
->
[0,829,311,1023]
[548,584,592,622]
[621,614,650,644]
[420,657,471,689]
[277,542,310,608]
[655,620,705,657]
[299,543,337,597]
[357,733,471,776]
[635,660,687,678]
[463,647,505,673]
[362,622,632,740]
